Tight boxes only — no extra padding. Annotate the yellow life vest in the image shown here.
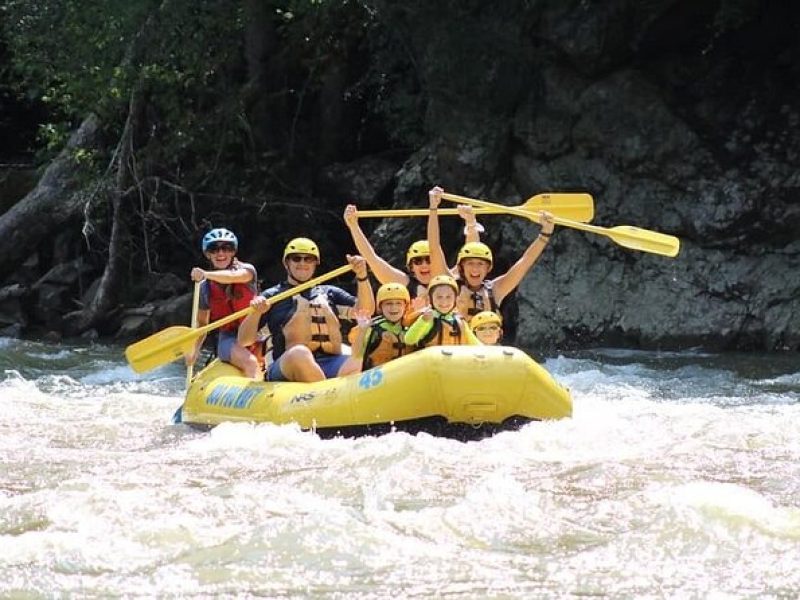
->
[362,318,413,369]
[456,280,498,318]
[282,291,343,354]
[417,314,471,347]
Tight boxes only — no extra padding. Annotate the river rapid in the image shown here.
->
[1,337,799,598]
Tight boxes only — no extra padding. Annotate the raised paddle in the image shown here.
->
[442,194,680,258]
[125,264,354,374]
[357,192,595,223]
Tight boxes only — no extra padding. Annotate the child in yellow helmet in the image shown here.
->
[469,311,504,345]
[404,275,480,347]
[348,282,416,372]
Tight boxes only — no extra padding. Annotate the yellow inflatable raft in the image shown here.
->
[176,345,571,440]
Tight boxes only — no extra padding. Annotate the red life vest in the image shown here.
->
[207,281,255,332]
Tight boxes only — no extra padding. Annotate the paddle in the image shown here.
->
[442,194,680,258]
[125,264,354,374]
[357,192,594,223]
[185,281,200,388]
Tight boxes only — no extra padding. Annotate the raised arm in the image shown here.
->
[344,204,409,285]
[348,254,375,316]
[426,186,450,276]
[458,204,484,244]
[491,211,555,305]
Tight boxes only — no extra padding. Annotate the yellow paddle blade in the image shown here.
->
[603,226,681,257]
[517,193,594,223]
[444,192,595,223]
[125,326,197,374]
[357,192,594,223]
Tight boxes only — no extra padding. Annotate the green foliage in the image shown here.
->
[2,0,429,182]
[4,1,151,125]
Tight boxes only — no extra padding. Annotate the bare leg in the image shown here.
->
[337,356,362,377]
[277,346,325,382]
[229,343,261,379]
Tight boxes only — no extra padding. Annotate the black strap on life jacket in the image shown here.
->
[418,315,462,346]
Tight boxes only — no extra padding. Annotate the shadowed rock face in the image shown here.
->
[368,0,799,351]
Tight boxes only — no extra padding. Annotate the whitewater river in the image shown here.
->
[1,337,798,598]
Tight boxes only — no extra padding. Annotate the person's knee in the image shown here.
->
[230,345,259,373]
[282,345,314,366]
[241,354,260,378]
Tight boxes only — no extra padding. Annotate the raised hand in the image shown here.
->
[347,254,368,280]
[429,185,443,210]
[539,210,555,235]
[343,204,359,228]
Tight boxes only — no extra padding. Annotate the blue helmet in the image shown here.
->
[202,228,238,252]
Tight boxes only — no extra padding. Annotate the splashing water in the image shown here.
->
[1,339,798,597]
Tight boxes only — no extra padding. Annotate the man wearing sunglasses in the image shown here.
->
[238,237,374,382]
[186,228,260,378]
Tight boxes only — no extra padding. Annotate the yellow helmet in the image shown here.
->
[405,240,430,267]
[457,242,493,267]
[376,282,410,306]
[283,237,320,260]
[470,311,503,330]
[427,274,459,295]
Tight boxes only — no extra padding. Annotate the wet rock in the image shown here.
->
[115,292,193,341]
[34,257,94,288]
[33,283,70,327]
[143,272,187,302]
[319,155,400,207]
[0,323,22,338]
[0,283,29,329]
[42,330,62,343]
[80,328,99,342]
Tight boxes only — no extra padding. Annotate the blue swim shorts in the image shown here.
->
[267,352,348,381]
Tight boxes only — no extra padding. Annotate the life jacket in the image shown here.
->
[207,280,256,332]
[362,317,412,369]
[456,280,498,318]
[416,312,472,348]
[281,287,343,355]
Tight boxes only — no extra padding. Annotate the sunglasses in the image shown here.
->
[475,325,501,333]
[409,256,431,266]
[208,243,235,253]
[288,254,317,264]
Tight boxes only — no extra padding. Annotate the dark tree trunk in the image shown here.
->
[0,114,102,283]
[63,84,145,335]
[243,0,283,152]
[318,56,348,164]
